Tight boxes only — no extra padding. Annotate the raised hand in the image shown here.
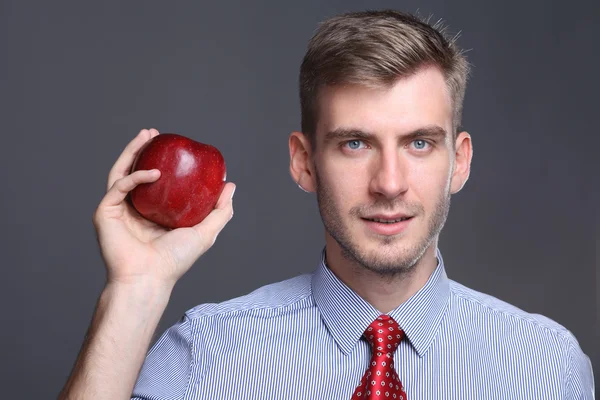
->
[92,128,235,289]
[59,128,235,399]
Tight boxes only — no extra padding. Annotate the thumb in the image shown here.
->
[192,182,236,248]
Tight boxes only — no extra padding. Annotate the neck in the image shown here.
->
[324,237,440,314]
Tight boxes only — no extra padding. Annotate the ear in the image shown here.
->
[450,131,473,194]
[289,131,317,193]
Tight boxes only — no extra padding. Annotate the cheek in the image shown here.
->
[408,158,452,199]
[320,161,367,205]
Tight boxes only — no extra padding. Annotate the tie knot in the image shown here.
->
[364,314,405,352]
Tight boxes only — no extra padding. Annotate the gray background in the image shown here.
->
[1,0,597,397]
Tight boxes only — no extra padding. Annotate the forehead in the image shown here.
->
[315,66,453,140]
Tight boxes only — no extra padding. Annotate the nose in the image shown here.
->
[369,148,409,199]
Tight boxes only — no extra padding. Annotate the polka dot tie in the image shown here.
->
[351,315,407,400]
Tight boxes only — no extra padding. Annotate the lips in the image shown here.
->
[361,215,414,235]
[364,216,411,224]
[363,213,412,222]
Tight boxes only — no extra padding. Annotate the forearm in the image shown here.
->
[59,281,173,400]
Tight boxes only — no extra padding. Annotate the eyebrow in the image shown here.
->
[323,125,448,144]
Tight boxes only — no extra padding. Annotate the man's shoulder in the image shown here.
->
[446,280,594,394]
[184,272,314,321]
[448,279,578,346]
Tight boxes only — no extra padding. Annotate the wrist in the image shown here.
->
[103,278,174,310]
[107,273,175,293]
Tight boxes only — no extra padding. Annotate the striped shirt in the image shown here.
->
[132,249,595,399]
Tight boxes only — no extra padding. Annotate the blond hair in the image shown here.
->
[299,10,470,144]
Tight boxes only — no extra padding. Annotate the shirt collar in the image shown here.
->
[311,247,450,358]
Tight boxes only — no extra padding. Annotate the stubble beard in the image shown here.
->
[315,170,451,278]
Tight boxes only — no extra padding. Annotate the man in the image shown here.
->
[60,10,594,399]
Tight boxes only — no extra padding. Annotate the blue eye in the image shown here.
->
[413,139,428,150]
[346,140,364,150]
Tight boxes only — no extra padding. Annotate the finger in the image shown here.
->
[100,169,161,208]
[192,182,236,242]
[214,182,236,211]
[106,129,160,192]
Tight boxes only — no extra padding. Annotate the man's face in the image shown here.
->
[312,66,456,276]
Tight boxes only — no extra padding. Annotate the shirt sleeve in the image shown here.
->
[131,314,195,400]
[564,331,595,399]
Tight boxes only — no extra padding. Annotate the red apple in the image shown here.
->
[129,133,226,229]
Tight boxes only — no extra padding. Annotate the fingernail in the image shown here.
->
[230,185,236,199]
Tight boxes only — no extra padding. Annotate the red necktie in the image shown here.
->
[351,315,407,399]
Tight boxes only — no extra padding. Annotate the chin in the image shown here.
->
[344,236,429,276]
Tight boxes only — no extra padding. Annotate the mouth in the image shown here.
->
[361,216,414,235]
[363,216,412,224]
